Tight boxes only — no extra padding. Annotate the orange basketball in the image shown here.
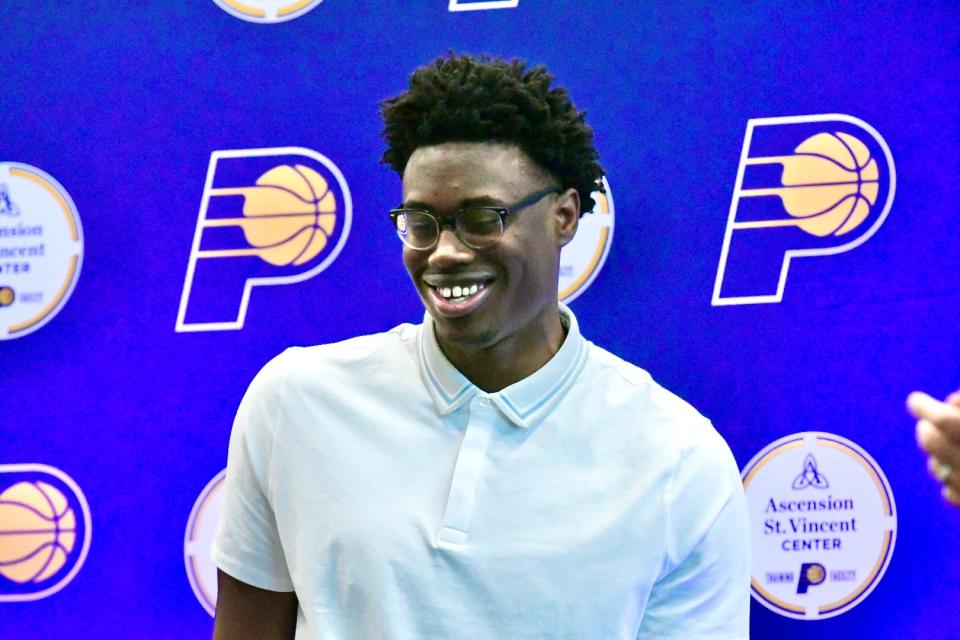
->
[774,132,880,237]
[238,164,338,267]
[0,481,77,583]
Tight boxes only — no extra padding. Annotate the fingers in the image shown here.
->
[907,391,960,442]
[943,485,960,507]
[927,456,960,493]
[917,420,960,470]
[928,456,949,481]
[948,390,960,407]
[912,390,960,508]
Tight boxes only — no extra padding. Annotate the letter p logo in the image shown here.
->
[176,148,352,332]
[797,562,827,595]
[713,115,895,305]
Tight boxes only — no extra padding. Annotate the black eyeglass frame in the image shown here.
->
[389,187,560,250]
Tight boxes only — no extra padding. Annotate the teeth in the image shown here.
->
[435,282,487,300]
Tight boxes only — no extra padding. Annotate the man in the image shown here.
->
[212,53,750,639]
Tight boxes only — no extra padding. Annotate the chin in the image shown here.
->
[432,316,501,352]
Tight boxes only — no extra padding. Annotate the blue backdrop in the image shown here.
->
[2,1,959,637]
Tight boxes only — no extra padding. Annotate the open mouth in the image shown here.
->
[424,278,494,317]
[435,282,486,301]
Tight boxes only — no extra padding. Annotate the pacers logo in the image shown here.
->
[0,163,83,340]
[0,464,92,602]
[742,433,896,620]
[212,0,324,23]
[713,115,895,305]
[176,147,351,332]
[559,177,614,303]
[184,470,226,616]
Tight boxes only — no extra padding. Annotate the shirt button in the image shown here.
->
[477,397,491,407]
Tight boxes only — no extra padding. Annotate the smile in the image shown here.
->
[435,282,486,301]
[423,278,494,318]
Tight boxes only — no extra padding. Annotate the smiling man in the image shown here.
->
[212,53,750,639]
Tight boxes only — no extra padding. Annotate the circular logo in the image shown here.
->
[741,432,896,620]
[211,0,324,23]
[184,470,226,616]
[559,176,614,303]
[0,464,93,602]
[0,163,83,340]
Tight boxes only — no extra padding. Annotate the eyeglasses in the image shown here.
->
[389,187,559,251]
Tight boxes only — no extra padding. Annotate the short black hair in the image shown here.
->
[380,53,604,215]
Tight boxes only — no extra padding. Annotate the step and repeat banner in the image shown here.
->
[2,2,958,638]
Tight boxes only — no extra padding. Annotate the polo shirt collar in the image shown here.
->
[417,303,588,429]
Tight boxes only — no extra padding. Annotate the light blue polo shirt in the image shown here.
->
[212,306,750,639]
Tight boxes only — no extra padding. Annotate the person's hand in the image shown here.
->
[908,389,960,506]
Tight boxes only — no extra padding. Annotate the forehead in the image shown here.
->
[401,142,541,206]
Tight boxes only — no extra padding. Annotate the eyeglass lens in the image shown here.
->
[399,208,503,249]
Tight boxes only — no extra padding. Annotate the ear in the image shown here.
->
[554,188,580,248]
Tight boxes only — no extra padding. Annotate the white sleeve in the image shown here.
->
[210,351,295,592]
[637,422,751,639]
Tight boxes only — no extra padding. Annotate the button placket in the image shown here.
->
[437,397,496,546]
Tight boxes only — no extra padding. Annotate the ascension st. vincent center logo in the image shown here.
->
[0,163,83,340]
[741,432,896,620]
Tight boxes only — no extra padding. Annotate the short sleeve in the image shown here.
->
[210,352,295,592]
[637,422,751,639]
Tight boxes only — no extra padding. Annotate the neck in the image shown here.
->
[437,308,567,393]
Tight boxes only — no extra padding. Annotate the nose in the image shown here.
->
[427,227,474,268]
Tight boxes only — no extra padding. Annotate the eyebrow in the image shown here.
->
[401,195,507,211]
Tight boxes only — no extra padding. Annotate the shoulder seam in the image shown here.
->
[586,344,653,390]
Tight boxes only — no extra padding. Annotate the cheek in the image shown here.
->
[402,248,423,279]
[501,244,555,295]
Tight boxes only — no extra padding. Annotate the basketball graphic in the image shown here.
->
[0,481,77,584]
[177,147,352,332]
[735,132,879,237]
[713,114,895,305]
[194,163,339,267]
[771,132,879,237]
[239,164,337,267]
[0,464,92,602]
[0,287,13,307]
[805,563,826,586]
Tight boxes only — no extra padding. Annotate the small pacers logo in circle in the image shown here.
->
[212,0,324,23]
[0,464,92,602]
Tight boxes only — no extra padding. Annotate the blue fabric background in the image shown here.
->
[2,1,958,637]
